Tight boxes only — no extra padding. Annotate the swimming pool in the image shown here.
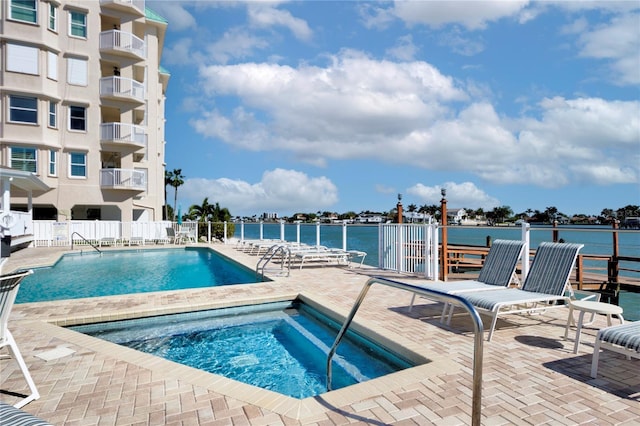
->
[69,300,416,398]
[16,247,262,303]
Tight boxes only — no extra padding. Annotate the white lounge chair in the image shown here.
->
[591,321,640,378]
[0,270,40,408]
[293,247,350,269]
[408,239,526,319]
[458,242,584,341]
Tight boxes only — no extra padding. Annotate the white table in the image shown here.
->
[565,300,624,354]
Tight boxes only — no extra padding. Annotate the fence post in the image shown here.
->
[342,221,347,251]
[316,222,321,247]
[296,221,301,244]
[521,222,530,280]
[608,220,620,284]
[259,220,264,240]
[440,191,448,281]
[280,220,285,241]
[552,220,559,242]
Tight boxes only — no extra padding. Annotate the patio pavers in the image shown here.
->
[1,244,638,425]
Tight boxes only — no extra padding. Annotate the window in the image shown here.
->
[69,152,86,177]
[69,10,87,38]
[67,57,87,86]
[48,3,57,31]
[69,105,86,131]
[6,43,38,75]
[10,0,36,23]
[47,51,58,80]
[9,96,38,124]
[49,101,57,128]
[11,147,37,173]
[49,150,57,176]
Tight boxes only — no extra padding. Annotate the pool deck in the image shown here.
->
[1,243,638,425]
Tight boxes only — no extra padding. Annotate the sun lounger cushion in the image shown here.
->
[597,322,640,352]
[0,402,51,426]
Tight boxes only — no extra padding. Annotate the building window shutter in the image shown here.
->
[67,57,87,86]
[48,51,58,80]
[7,43,38,75]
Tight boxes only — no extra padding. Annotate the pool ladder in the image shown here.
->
[256,244,291,279]
[327,276,484,426]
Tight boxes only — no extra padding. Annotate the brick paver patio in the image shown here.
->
[1,243,638,425]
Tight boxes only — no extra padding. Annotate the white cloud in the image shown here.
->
[206,27,269,64]
[391,0,531,30]
[194,50,467,155]
[407,182,500,210]
[179,169,338,216]
[190,50,639,189]
[147,1,197,31]
[386,35,419,61]
[575,13,640,85]
[163,38,202,66]
[438,29,485,56]
[247,3,313,41]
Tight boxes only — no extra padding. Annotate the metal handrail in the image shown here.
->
[71,232,101,253]
[327,276,484,426]
[256,244,291,279]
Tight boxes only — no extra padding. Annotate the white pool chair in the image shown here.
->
[458,242,584,341]
[0,270,40,408]
[591,321,640,378]
[408,239,526,319]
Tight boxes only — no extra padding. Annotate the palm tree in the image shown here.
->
[165,169,184,221]
[186,198,235,240]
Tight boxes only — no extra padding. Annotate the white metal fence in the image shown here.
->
[32,221,196,247]
[378,223,440,279]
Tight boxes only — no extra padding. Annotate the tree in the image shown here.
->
[489,205,513,223]
[545,206,559,222]
[165,169,185,221]
[186,197,235,240]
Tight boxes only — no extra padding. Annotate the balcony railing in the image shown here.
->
[100,123,147,149]
[100,76,145,103]
[99,0,145,15]
[100,168,146,191]
[99,30,145,59]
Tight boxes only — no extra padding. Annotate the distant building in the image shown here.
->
[403,211,431,223]
[447,209,467,225]
[1,0,169,221]
[262,212,278,220]
[357,214,384,223]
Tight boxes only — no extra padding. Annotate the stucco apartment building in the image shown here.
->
[1,0,169,222]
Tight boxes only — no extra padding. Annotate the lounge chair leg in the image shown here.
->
[487,313,499,341]
[5,332,40,408]
[408,294,416,312]
[446,304,455,325]
[590,338,601,378]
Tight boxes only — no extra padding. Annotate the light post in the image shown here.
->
[440,188,448,281]
[396,193,403,224]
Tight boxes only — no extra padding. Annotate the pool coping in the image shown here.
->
[22,291,460,422]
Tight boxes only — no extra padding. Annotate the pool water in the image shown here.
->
[70,301,414,398]
[16,248,261,303]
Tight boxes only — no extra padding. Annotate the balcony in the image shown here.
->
[100,30,145,60]
[100,168,146,191]
[101,123,147,150]
[99,0,145,16]
[100,76,145,104]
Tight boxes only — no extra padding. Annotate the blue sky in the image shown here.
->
[148,0,640,218]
